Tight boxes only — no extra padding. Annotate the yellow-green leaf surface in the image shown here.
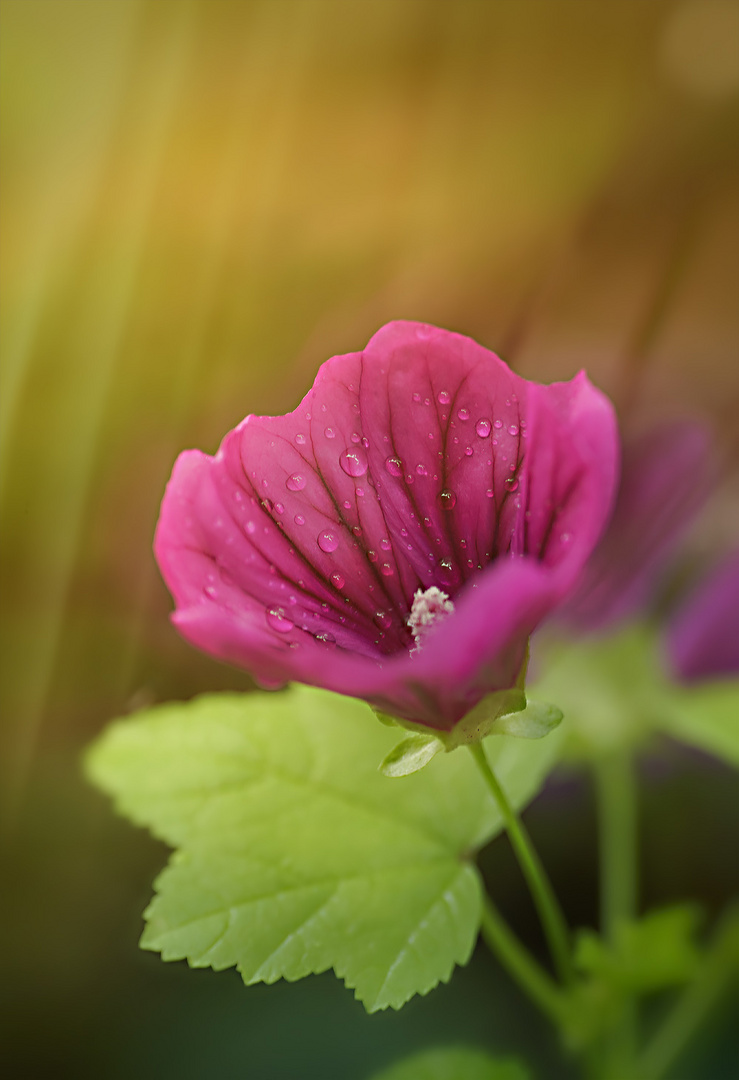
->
[86,685,562,1011]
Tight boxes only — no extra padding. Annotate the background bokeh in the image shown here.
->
[1,1,738,1077]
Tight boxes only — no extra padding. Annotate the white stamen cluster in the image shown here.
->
[407,586,455,656]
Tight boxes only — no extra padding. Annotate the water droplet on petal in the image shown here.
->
[457,407,470,421]
[464,446,473,457]
[204,585,218,599]
[324,426,336,439]
[508,424,519,436]
[493,419,503,430]
[485,488,495,499]
[339,447,368,477]
[416,463,428,476]
[316,631,336,647]
[374,611,392,629]
[504,477,519,493]
[294,514,305,526]
[356,487,365,497]
[342,500,351,510]
[318,531,339,553]
[286,474,306,491]
[476,418,492,438]
[412,392,422,403]
[330,572,345,589]
[438,559,459,587]
[351,431,361,444]
[351,525,362,537]
[437,489,457,511]
[380,563,394,576]
[437,390,451,405]
[385,456,403,477]
[267,607,294,633]
[295,433,306,445]
[246,521,256,535]
[274,503,284,515]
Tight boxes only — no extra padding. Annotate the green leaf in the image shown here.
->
[656,680,739,768]
[86,685,562,1011]
[368,1046,530,1080]
[575,905,704,993]
[380,732,444,777]
[489,699,563,739]
[530,627,662,758]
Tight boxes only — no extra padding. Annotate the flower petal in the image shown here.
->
[665,552,739,682]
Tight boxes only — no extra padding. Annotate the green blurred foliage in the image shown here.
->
[1,1,738,1077]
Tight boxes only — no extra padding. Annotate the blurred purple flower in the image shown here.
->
[155,321,618,735]
[666,552,739,682]
[563,422,715,631]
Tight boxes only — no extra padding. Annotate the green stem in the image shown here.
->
[480,895,567,1025]
[469,741,574,984]
[594,749,638,1075]
[637,915,738,1080]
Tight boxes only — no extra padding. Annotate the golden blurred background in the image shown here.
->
[1,1,738,1077]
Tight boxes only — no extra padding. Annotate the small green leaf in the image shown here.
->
[86,685,562,1011]
[380,733,444,777]
[656,680,739,768]
[489,699,563,739]
[575,905,704,993]
[369,1046,530,1080]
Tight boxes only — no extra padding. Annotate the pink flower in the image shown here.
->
[155,322,618,739]
[563,421,715,631]
[666,551,739,682]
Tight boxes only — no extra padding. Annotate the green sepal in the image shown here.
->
[380,732,444,777]
[487,699,563,739]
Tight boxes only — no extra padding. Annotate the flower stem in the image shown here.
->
[594,749,638,1075]
[480,894,568,1024]
[469,741,574,984]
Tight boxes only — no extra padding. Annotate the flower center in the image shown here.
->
[407,586,455,656]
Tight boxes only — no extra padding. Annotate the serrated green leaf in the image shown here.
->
[575,905,704,993]
[656,680,739,768]
[86,685,562,1010]
[369,1045,531,1080]
[368,1046,530,1080]
[380,733,444,777]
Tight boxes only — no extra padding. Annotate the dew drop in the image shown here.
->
[266,607,294,633]
[286,473,306,491]
[485,488,495,499]
[493,419,503,430]
[204,585,218,599]
[318,530,339,553]
[351,525,362,537]
[438,559,459,587]
[437,489,457,511]
[437,390,451,405]
[464,446,473,457]
[330,572,345,589]
[508,424,519,436]
[295,433,306,445]
[374,611,392,629]
[316,631,336,647]
[457,407,470,421]
[245,521,256,535]
[380,563,394,576]
[324,426,336,439]
[339,447,368,477]
[356,487,365,497]
[412,392,422,403]
[504,477,519,493]
[294,514,305,526]
[274,503,285,515]
[384,455,403,477]
[476,418,492,438]
[351,431,361,444]
[416,463,428,477]
[342,500,352,510]
[367,550,378,563]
